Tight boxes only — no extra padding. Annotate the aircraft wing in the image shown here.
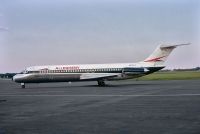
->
[80,73,119,80]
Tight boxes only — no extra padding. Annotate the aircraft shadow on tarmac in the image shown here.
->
[16,82,159,89]
[82,83,157,87]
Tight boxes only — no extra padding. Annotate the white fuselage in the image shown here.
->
[13,62,164,83]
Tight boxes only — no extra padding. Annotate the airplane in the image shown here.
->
[13,43,189,88]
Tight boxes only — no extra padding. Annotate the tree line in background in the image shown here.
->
[0,73,16,79]
[160,67,200,72]
[0,67,200,79]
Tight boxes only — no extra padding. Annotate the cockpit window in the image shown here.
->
[20,70,28,74]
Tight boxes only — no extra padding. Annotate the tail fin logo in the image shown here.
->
[144,56,166,62]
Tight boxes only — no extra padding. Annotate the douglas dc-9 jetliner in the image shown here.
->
[13,43,188,88]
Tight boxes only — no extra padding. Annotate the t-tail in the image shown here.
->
[141,43,190,67]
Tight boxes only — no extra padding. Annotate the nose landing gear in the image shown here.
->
[21,83,25,88]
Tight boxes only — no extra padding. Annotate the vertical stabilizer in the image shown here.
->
[143,43,189,66]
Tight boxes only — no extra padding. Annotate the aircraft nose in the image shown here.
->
[12,75,17,82]
[12,74,25,83]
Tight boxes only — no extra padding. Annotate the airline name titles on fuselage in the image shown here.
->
[55,66,80,70]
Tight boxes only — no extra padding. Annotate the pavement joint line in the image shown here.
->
[1,94,200,97]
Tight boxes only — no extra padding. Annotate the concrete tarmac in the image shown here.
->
[0,79,200,134]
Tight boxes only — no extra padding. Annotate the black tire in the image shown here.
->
[21,83,25,88]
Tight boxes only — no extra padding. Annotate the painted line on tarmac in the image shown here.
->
[1,94,200,97]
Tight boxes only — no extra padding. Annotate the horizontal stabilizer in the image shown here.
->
[160,43,190,49]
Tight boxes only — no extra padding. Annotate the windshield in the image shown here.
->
[20,69,28,74]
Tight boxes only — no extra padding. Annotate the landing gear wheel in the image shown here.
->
[97,80,106,86]
[21,83,25,88]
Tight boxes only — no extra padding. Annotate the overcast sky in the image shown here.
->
[0,0,199,73]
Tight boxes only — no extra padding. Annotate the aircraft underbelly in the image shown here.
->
[21,73,146,83]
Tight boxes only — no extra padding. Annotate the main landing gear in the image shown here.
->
[21,83,25,88]
[97,80,106,86]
